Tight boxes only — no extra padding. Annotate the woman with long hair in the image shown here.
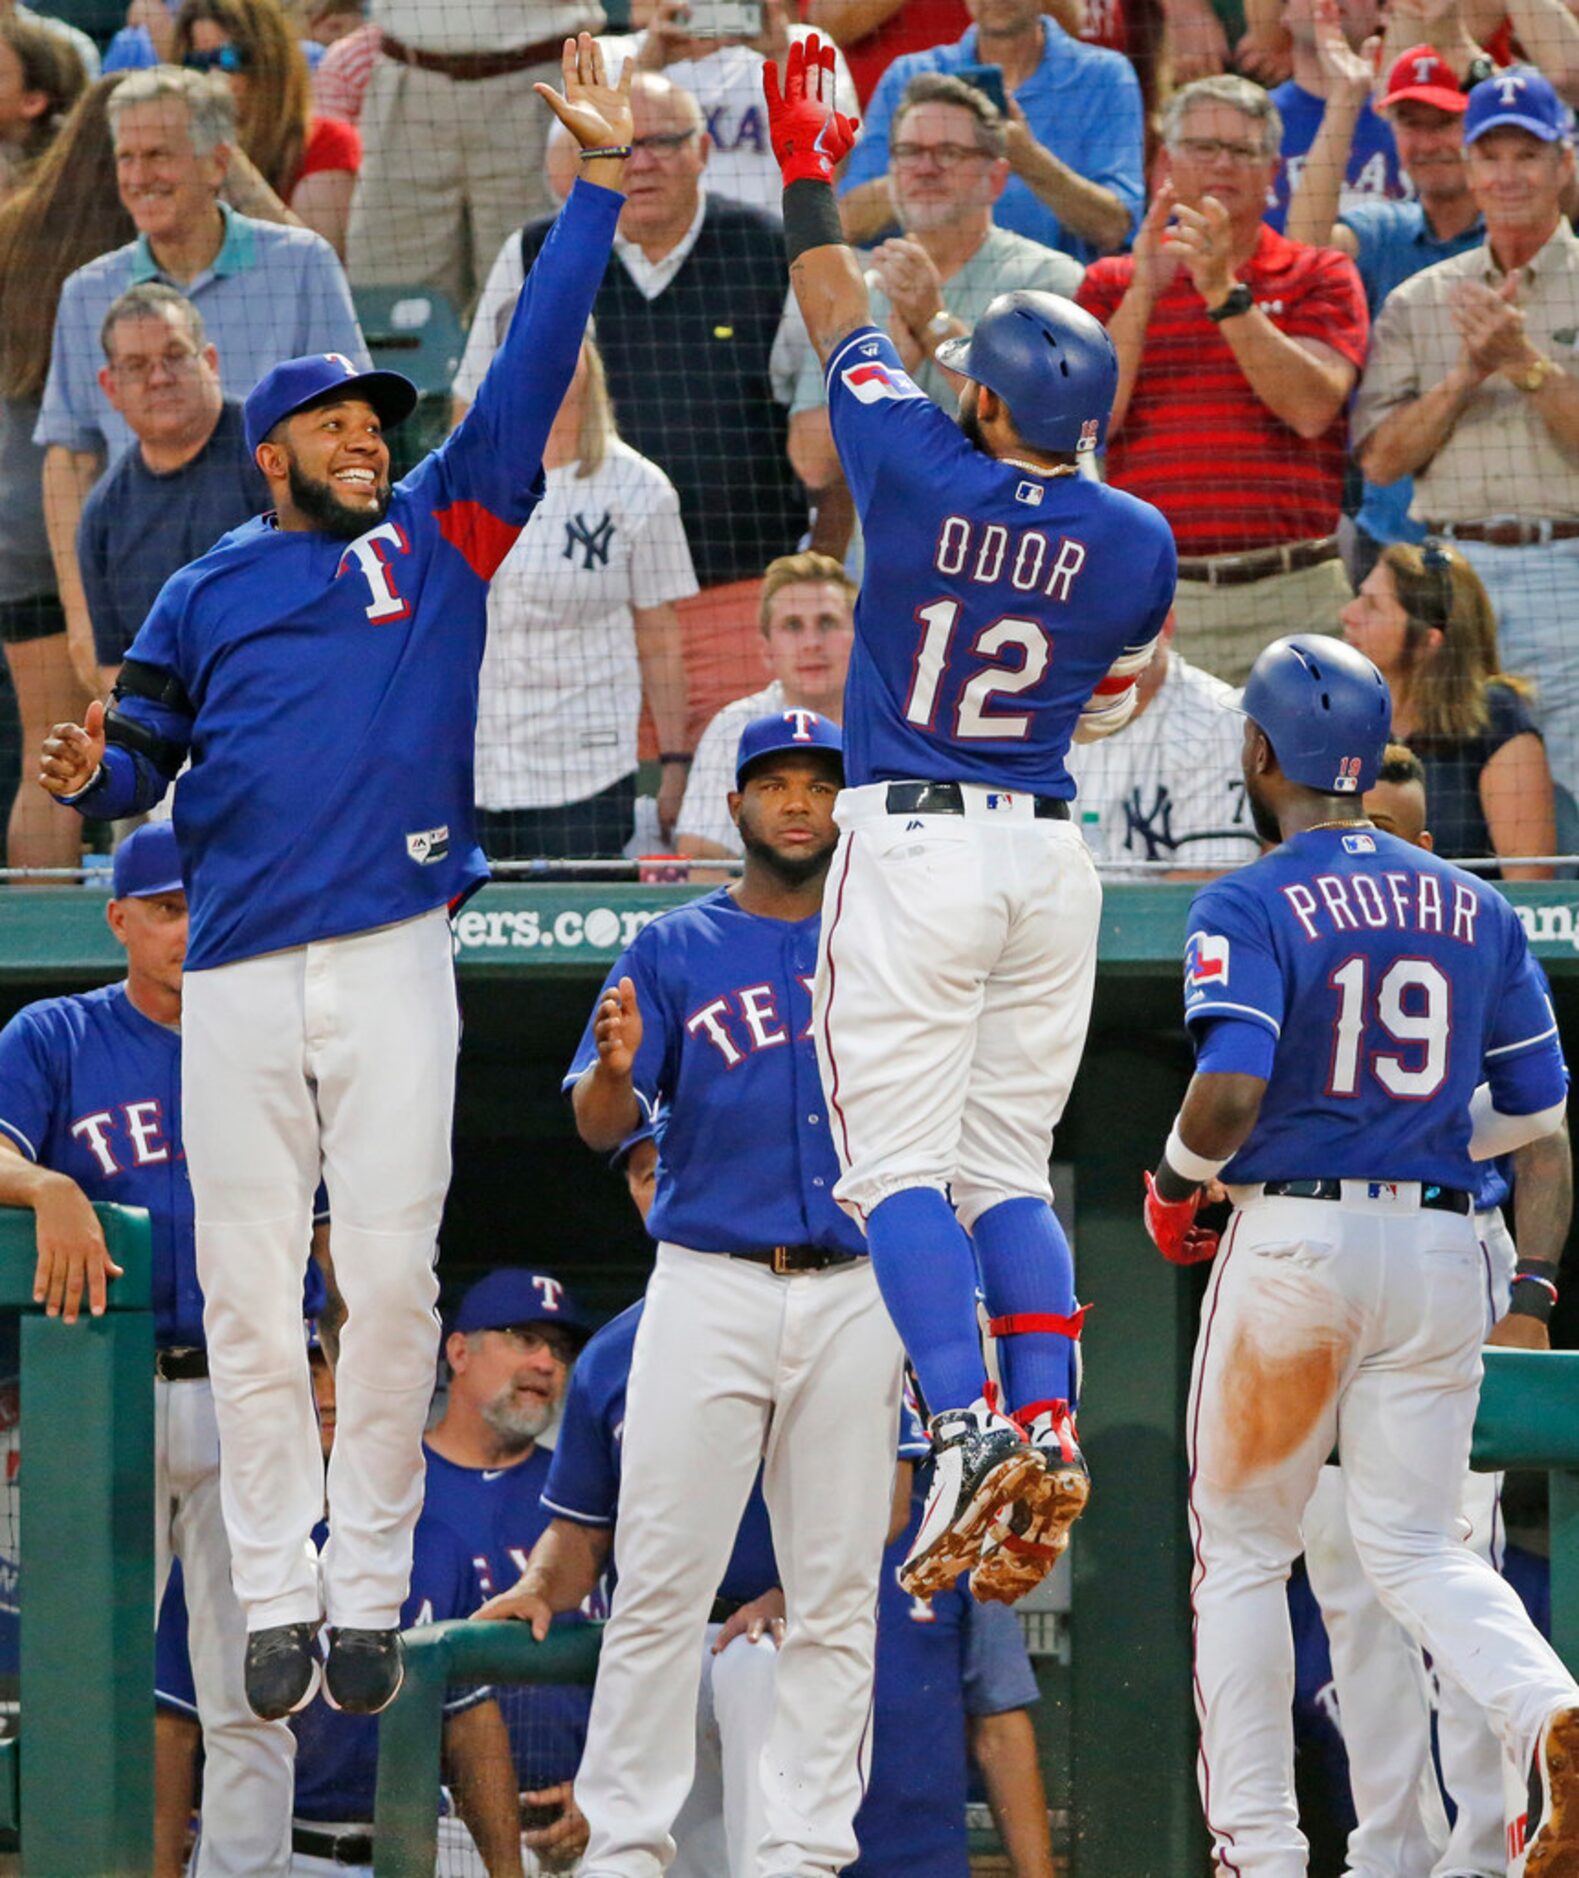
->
[174,0,360,253]
[1342,539,1556,880]
[0,75,132,872]
[0,14,86,204]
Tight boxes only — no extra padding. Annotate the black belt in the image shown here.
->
[155,1347,209,1381]
[709,1595,746,1624]
[1260,1178,1471,1215]
[292,1825,373,1865]
[728,1245,863,1275]
[884,781,1070,820]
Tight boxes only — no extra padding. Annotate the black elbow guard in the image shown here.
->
[104,704,187,779]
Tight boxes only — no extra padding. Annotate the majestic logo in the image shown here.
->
[405,824,450,864]
[859,342,881,358]
[1184,929,1231,989]
[1332,755,1364,793]
[563,510,616,571]
[1015,480,1045,507]
[841,361,923,404]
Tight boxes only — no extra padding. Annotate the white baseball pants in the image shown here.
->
[156,1377,295,1876]
[1301,1211,1518,1878]
[669,1624,780,1878]
[183,908,456,1629]
[575,1245,904,1878]
[1189,1186,1576,1878]
[813,784,1101,1227]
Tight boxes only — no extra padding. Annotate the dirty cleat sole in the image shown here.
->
[971,1462,1090,1604]
[899,1446,1047,1600]
[1529,1706,1579,1876]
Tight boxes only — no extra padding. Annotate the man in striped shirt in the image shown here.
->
[1077,74,1368,685]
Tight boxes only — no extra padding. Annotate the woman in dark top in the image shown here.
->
[1341,539,1554,880]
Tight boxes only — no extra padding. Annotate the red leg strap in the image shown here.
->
[987,1306,1088,1340]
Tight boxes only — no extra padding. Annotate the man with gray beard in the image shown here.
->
[421,1269,598,1831]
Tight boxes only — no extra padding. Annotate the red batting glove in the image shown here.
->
[1143,1172,1221,1266]
[763,34,859,186]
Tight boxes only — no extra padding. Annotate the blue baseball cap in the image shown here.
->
[734,710,844,788]
[243,351,419,457]
[111,821,182,900]
[1464,66,1571,143]
[451,1269,592,1348]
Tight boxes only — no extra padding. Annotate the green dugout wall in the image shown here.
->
[5,880,1579,1874]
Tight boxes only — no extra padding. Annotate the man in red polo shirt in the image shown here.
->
[1077,74,1368,684]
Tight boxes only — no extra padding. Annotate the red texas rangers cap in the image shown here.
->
[244,351,419,457]
[734,710,845,789]
[1379,45,1469,113]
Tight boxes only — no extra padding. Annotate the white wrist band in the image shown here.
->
[1164,1120,1229,1187]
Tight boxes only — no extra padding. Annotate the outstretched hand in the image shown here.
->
[763,33,859,186]
[594,976,643,1079]
[39,697,105,799]
[535,31,636,150]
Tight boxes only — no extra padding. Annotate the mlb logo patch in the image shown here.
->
[841,361,923,404]
[1015,480,1045,507]
[1184,930,1230,989]
[1342,832,1376,854]
[1332,756,1363,793]
[985,792,1015,810]
[1366,1182,1401,1203]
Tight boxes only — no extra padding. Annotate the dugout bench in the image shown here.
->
[2,879,1579,1873]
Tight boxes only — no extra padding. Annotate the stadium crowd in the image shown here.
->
[0,0,1577,1866]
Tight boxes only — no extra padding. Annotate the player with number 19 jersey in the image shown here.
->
[1182,825,1561,1188]
[825,327,1176,793]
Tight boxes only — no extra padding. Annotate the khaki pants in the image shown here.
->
[346,56,561,309]
[1171,555,1353,687]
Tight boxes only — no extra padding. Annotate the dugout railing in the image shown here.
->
[0,1202,152,1878]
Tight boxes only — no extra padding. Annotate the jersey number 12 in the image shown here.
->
[904,599,1051,740]
[1327,955,1450,1099]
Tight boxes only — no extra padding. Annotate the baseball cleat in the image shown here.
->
[970,1401,1089,1605]
[244,1621,322,1719]
[323,1626,405,1715]
[899,1396,1046,1600]
[1526,1704,1579,1875]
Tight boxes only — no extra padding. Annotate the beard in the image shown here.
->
[737,811,835,888]
[957,385,987,453]
[480,1386,554,1454]
[1247,782,1283,848]
[286,453,392,540]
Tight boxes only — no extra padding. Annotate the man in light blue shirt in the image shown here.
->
[835,0,1142,264]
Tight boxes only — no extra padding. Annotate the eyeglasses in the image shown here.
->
[1171,134,1267,165]
[890,140,992,169]
[629,128,696,159]
[491,1324,576,1362]
[182,44,249,73]
[108,346,203,383]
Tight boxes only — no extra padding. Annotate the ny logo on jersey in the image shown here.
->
[337,522,412,623]
[1123,785,1180,862]
[71,1101,171,1177]
[685,977,816,1066]
[563,511,616,571]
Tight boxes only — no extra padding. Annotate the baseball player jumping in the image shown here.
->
[763,38,1177,1602]
[39,37,633,1723]
[1142,633,1579,1875]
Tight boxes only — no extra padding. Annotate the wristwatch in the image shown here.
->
[1512,354,1560,395]
[1206,283,1254,324]
[924,309,955,344]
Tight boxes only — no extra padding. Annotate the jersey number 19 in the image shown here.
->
[1327,956,1450,1099]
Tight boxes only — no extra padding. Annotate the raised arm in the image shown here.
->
[765,37,869,363]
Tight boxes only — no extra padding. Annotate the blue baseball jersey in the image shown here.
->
[0,983,198,1344]
[564,891,862,1256]
[850,1479,1040,1878]
[823,326,1176,796]
[421,1442,591,1789]
[1265,82,1405,234]
[542,1304,931,1604]
[65,181,621,972]
[1181,828,1566,1187]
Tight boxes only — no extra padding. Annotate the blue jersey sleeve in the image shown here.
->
[1182,881,1285,1045]
[412,181,621,547]
[541,1361,619,1526]
[562,940,670,1123]
[1485,926,1566,1115]
[64,576,196,821]
[0,1005,62,1163]
[1195,1016,1278,1082]
[824,326,972,520]
[960,1599,1039,1717]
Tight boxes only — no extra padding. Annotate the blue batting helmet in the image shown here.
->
[934,291,1119,453]
[1240,635,1392,796]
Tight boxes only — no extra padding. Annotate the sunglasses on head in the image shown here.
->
[183,43,249,72]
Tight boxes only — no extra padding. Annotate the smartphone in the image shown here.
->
[952,61,1008,116]
[680,0,764,38]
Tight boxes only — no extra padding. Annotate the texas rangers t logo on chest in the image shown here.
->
[337,522,412,622]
